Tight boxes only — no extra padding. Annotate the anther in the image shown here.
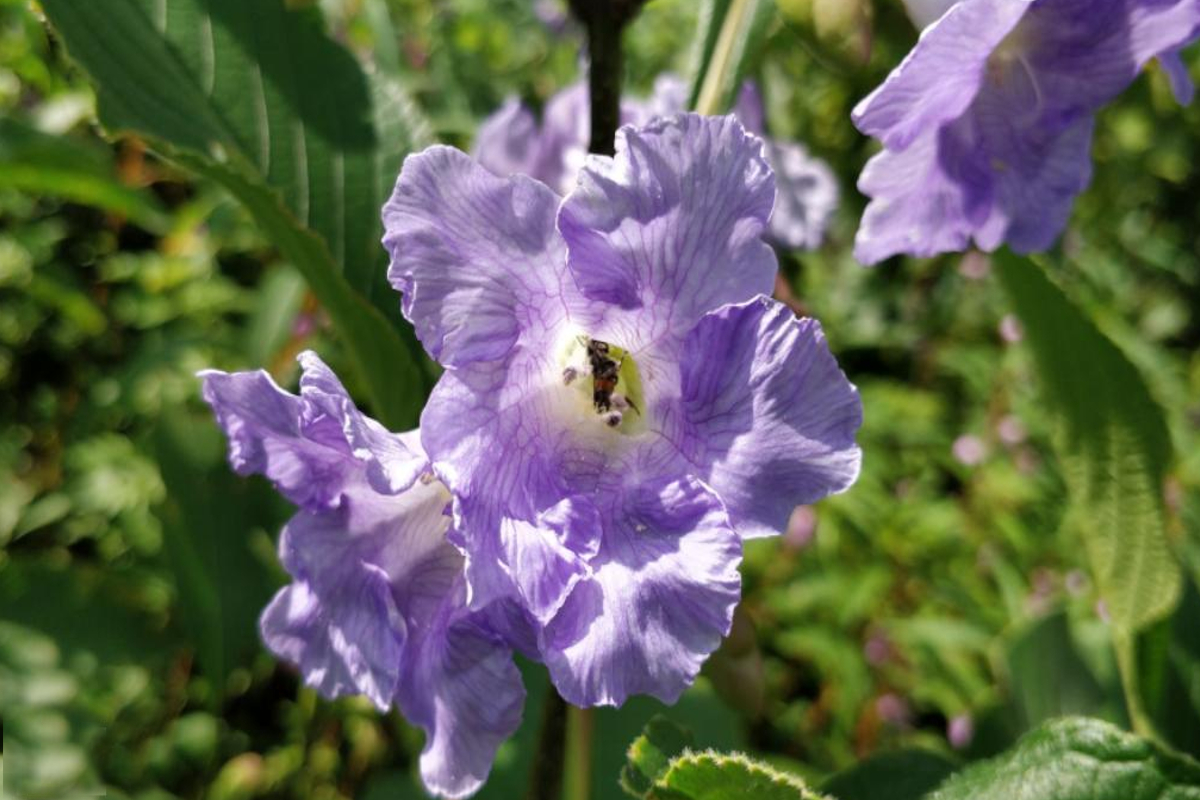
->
[562,366,579,386]
[604,411,623,428]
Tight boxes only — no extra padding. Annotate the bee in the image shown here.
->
[586,339,622,413]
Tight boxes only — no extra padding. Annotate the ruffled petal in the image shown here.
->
[853,123,992,265]
[680,297,862,539]
[382,146,569,367]
[295,351,427,495]
[259,567,404,711]
[540,475,742,707]
[557,113,776,342]
[474,98,541,179]
[764,141,840,251]
[199,352,425,509]
[453,496,601,624]
[851,0,1030,150]
[400,613,526,799]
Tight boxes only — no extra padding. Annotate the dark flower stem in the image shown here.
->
[567,0,646,156]
[527,687,568,800]
[526,4,644,798]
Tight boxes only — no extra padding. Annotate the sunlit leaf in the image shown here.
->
[996,253,1181,635]
[927,717,1200,800]
[39,0,431,428]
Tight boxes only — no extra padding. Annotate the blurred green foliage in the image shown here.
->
[1,0,1198,798]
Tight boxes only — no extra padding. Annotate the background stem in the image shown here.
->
[564,706,595,800]
[526,687,568,800]
[568,0,646,155]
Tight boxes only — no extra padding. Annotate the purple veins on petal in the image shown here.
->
[853,0,1200,264]
[384,112,865,710]
[474,76,840,252]
[200,352,523,800]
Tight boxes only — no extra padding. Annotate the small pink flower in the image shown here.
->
[785,505,817,550]
[948,713,974,749]
[999,314,1024,344]
[996,415,1026,446]
[952,434,986,467]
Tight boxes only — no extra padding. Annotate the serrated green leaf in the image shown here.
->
[651,751,826,800]
[39,0,431,429]
[0,118,168,231]
[621,716,695,798]
[996,254,1180,635]
[820,749,958,800]
[927,717,1200,800]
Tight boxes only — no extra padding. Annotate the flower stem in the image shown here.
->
[564,706,595,800]
[567,0,646,156]
[527,687,568,800]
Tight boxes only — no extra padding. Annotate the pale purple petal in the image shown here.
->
[1158,49,1196,104]
[382,146,569,367]
[453,496,601,624]
[400,614,526,799]
[558,114,776,341]
[765,141,840,251]
[853,0,1200,262]
[973,112,1095,253]
[733,81,766,135]
[199,354,425,509]
[259,573,403,710]
[295,351,426,494]
[854,125,991,264]
[852,0,1030,151]
[474,98,541,180]
[680,297,862,539]
[540,476,742,706]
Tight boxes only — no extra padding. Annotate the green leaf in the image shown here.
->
[650,751,827,800]
[995,253,1181,635]
[0,118,169,231]
[926,717,1200,800]
[621,716,695,797]
[153,409,282,690]
[1005,611,1117,729]
[1139,579,1200,755]
[689,0,774,115]
[820,750,958,800]
[39,0,431,429]
[0,560,177,666]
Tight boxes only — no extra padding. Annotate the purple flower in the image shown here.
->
[475,77,839,251]
[384,114,863,707]
[200,353,524,799]
[852,0,1200,265]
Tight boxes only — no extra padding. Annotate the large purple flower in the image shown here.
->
[383,114,862,707]
[200,353,524,799]
[852,0,1200,265]
[475,78,839,251]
